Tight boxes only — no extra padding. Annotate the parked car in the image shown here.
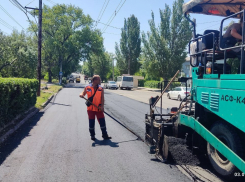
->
[105,81,118,89]
[167,87,190,101]
[76,76,80,83]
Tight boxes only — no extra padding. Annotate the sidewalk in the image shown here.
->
[136,87,161,92]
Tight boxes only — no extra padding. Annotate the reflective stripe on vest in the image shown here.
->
[86,84,103,111]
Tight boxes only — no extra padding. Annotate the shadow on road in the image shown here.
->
[0,112,44,165]
[52,103,71,107]
[91,138,139,148]
[92,139,119,148]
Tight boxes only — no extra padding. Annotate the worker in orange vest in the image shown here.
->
[80,75,111,141]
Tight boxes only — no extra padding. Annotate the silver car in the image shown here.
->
[167,87,190,101]
[105,81,118,89]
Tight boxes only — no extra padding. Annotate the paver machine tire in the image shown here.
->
[207,121,244,179]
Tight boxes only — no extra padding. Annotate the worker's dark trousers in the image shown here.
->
[87,110,108,137]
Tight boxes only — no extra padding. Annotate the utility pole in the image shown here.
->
[112,58,114,81]
[25,0,42,96]
[37,0,42,96]
[128,56,130,75]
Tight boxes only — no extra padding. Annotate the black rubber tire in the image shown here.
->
[207,121,244,179]
[167,94,171,99]
[177,95,182,101]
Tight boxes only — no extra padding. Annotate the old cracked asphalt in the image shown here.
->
[0,83,189,182]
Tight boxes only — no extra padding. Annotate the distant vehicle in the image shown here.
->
[84,75,88,80]
[116,76,133,90]
[76,76,80,83]
[105,81,118,89]
[167,87,190,101]
[69,75,74,83]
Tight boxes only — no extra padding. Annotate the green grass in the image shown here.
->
[35,84,63,109]
[35,92,53,109]
[47,84,62,93]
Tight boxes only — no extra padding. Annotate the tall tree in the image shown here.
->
[29,4,104,81]
[142,0,192,85]
[116,15,141,75]
[91,51,111,82]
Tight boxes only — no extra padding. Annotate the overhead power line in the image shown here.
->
[0,18,14,30]
[102,0,126,33]
[9,0,27,14]
[0,5,24,29]
[26,0,36,6]
[104,32,120,35]
[46,0,56,5]
[98,0,110,23]
[101,0,123,31]
[97,21,121,29]
[95,0,107,27]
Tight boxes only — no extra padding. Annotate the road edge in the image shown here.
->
[0,107,39,144]
[0,87,63,144]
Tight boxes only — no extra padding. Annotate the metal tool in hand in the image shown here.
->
[81,97,144,141]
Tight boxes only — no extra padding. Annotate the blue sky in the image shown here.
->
[0,0,239,54]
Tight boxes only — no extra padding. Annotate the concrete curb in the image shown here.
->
[41,94,54,107]
[0,108,39,144]
[41,87,63,108]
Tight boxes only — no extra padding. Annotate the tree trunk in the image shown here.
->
[163,78,168,91]
[48,66,52,83]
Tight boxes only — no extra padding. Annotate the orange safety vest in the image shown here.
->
[85,84,103,111]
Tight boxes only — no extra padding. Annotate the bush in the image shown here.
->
[52,79,59,83]
[62,77,67,84]
[44,72,49,81]
[144,80,161,88]
[0,78,38,127]
[138,80,145,87]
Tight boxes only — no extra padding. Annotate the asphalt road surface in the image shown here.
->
[0,83,189,182]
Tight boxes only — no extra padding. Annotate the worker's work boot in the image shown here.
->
[102,134,112,140]
[91,136,96,141]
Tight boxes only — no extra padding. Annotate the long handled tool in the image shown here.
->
[152,70,180,108]
[82,97,144,141]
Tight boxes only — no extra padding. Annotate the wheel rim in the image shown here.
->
[214,136,229,164]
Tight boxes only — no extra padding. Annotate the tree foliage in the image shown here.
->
[141,0,192,81]
[115,15,141,75]
[29,4,104,81]
[0,30,37,78]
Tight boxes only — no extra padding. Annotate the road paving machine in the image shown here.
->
[145,0,245,179]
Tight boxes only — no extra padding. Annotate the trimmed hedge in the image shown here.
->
[144,80,161,88]
[0,78,38,127]
[138,80,146,87]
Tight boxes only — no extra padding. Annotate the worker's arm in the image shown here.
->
[231,28,242,40]
[101,88,105,112]
[79,88,87,98]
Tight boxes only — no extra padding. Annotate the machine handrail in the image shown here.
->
[219,10,245,74]
[188,32,215,71]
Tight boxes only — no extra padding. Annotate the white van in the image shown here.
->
[117,76,133,90]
